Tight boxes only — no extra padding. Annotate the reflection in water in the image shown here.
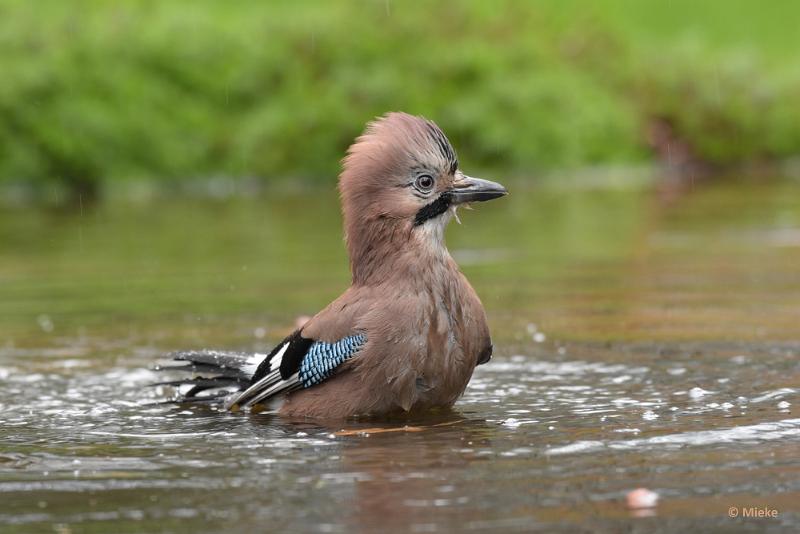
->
[336,415,494,532]
[1,182,799,530]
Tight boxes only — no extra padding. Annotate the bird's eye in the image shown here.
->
[414,174,435,192]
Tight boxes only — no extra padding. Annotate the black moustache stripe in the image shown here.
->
[414,192,452,226]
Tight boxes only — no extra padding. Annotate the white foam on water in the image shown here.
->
[546,418,800,456]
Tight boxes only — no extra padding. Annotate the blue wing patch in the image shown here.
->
[298,334,367,388]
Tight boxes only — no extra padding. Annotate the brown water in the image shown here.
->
[1,181,799,532]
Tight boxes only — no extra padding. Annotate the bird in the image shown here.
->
[158,112,507,419]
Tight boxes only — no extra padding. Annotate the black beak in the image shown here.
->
[449,175,508,204]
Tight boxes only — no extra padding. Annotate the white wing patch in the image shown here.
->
[225,342,292,409]
[270,342,289,370]
[242,352,271,378]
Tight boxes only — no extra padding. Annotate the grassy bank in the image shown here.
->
[1,0,799,201]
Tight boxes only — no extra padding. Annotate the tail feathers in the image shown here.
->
[156,350,265,402]
[153,377,249,396]
[170,350,264,378]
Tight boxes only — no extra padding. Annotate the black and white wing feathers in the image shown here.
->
[227,330,367,410]
[157,329,367,410]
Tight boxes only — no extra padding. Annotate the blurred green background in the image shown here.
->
[1,0,799,349]
[2,0,799,203]
[2,6,799,530]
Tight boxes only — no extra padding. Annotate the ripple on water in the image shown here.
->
[547,418,800,455]
[0,344,798,531]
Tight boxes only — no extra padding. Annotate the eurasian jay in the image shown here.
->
[161,112,507,418]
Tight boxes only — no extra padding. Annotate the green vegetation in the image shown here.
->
[1,0,799,201]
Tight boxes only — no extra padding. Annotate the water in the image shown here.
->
[1,181,799,532]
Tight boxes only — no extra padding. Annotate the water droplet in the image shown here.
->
[689,387,713,399]
[502,418,521,428]
[37,314,54,333]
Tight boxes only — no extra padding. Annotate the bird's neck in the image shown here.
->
[347,216,455,287]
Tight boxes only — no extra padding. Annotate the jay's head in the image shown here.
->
[340,112,507,259]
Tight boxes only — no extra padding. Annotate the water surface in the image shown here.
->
[1,181,799,532]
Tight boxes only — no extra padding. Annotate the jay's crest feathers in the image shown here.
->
[157,112,506,418]
[339,112,506,284]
